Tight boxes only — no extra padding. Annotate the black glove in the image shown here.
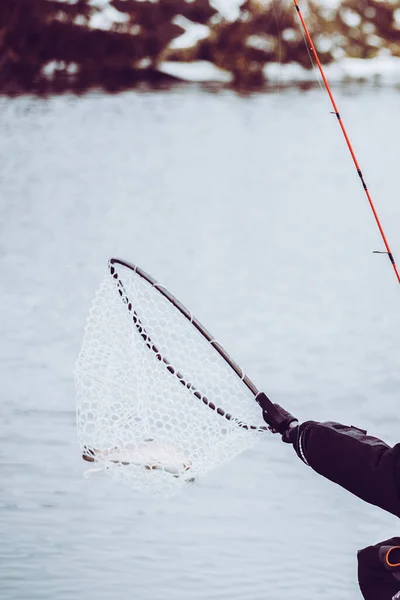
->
[256,392,299,437]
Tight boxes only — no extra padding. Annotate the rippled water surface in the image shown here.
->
[1,84,400,600]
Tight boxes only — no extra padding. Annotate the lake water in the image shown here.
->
[1,83,400,600]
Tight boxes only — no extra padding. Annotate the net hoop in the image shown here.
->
[109,258,266,432]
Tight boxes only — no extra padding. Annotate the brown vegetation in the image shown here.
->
[0,0,399,94]
[0,0,216,93]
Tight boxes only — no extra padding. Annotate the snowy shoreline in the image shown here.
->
[159,56,400,87]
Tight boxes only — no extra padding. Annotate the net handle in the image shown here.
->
[109,257,269,432]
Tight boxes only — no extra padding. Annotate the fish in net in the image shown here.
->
[75,258,269,499]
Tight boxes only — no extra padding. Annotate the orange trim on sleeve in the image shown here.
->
[385,547,400,568]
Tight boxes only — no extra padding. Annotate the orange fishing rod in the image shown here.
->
[292,0,400,285]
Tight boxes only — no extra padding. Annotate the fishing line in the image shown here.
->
[271,0,283,93]
[297,5,324,94]
[292,0,400,285]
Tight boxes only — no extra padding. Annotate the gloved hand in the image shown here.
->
[256,392,299,440]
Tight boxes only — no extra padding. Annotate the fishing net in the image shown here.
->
[75,258,267,499]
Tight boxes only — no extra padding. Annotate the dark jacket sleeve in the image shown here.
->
[295,421,400,518]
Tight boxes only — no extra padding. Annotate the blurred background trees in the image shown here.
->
[167,0,335,87]
[1,0,399,94]
[0,0,216,93]
[335,0,400,59]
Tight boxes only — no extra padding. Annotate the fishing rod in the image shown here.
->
[292,0,400,285]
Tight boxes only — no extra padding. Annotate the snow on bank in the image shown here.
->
[160,61,233,83]
[265,55,400,86]
[159,56,400,86]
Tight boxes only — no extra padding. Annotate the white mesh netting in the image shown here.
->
[75,259,267,499]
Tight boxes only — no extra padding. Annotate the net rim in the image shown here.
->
[109,257,268,433]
